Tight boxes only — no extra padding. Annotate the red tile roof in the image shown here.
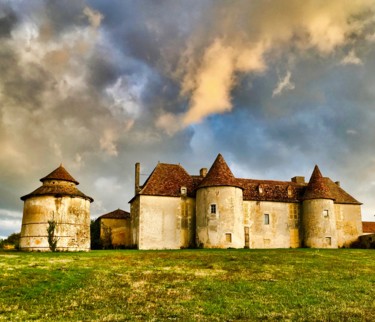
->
[237,178,305,202]
[40,164,79,185]
[21,165,93,202]
[132,156,360,205]
[20,183,93,202]
[139,163,195,197]
[198,154,242,189]
[98,209,130,220]
[362,221,375,233]
[303,165,334,201]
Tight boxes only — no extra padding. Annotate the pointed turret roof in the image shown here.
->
[21,165,93,202]
[40,164,79,185]
[198,154,242,189]
[303,165,334,200]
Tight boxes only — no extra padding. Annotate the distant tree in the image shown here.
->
[90,219,101,250]
[1,233,21,250]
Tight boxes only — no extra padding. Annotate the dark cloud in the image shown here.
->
[0,5,18,38]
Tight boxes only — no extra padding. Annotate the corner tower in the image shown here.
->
[302,165,337,248]
[20,165,93,251]
[196,154,244,248]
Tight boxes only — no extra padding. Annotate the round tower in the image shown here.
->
[196,154,244,248]
[20,165,94,251]
[302,165,337,248]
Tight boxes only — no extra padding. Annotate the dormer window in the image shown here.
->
[180,186,187,196]
[258,184,264,195]
[287,185,293,197]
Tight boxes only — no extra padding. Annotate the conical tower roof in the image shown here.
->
[198,154,242,189]
[40,164,79,185]
[303,165,334,200]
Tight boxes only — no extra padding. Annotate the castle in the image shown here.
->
[129,154,363,249]
[19,155,363,251]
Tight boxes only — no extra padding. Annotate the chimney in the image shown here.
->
[335,181,340,187]
[135,162,141,194]
[291,176,305,184]
[200,168,207,177]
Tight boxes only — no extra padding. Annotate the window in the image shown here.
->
[180,186,187,196]
[323,210,329,218]
[264,214,270,225]
[210,204,216,214]
[225,233,232,243]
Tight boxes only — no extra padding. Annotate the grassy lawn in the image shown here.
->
[0,249,374,321]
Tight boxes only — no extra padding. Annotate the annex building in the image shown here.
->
[129,154,363,250]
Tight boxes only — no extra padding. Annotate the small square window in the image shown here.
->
[210,204,216,214]
[323,210,329,218]
[225,233,232,243]
[264,214,270,225]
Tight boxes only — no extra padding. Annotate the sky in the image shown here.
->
[1,0,375,238]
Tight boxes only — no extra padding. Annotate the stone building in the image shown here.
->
[130,154,363,250]
[20,165,93,251]
[96,209,131,248]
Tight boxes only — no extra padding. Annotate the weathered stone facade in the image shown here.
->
[97,209,131,248]
[20,165,93,251]
[130,154,363,250]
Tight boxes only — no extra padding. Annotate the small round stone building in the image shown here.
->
[20,165,94,251]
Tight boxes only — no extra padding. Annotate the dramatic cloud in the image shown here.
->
[1,0,375,238]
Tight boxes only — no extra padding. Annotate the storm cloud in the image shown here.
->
[1,0,375,237]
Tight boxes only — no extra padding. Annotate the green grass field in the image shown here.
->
[0,249,374,321]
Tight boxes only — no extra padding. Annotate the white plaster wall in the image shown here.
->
[244,201,295,248]
[137,195,195,250]
[196,186,244,248]
[20,195,91,251]
[335,204,362,247]
[302,199,337,248]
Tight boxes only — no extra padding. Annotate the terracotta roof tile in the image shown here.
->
[40,164,79,185]
[198,154,242,189]
[324,178,361,205]
[132,157,360,206]
[139,163,195,197]
[98,209,130,220]
[20,183,93,202]
[362,221,375,233]
[303,165,334,200]
[21,165,93,202]
[238,178,305,202]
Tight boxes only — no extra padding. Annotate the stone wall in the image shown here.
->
[196,186,243,248]
[100,218,131,248]
[244,201,300,248]
[302,199,337,248]
[335,204,362,247]
[134,195,195,250]
[20,195,91,251]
